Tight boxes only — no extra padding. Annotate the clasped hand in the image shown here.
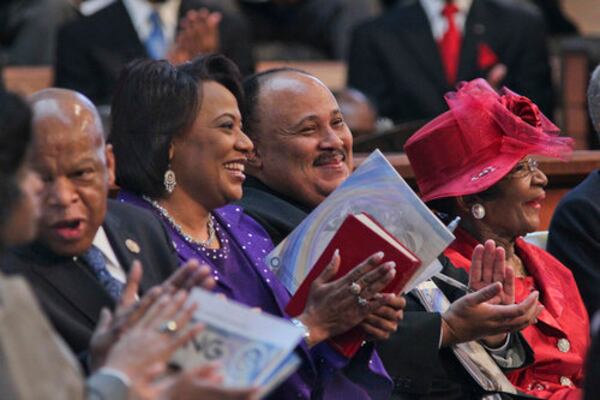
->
[296,250,406,347]
[441,240,542,347]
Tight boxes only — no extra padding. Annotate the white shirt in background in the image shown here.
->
[420,0,473,40]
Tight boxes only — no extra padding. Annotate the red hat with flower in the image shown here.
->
[404,79,574,202]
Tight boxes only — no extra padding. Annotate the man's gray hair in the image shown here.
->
[587,64,600,135]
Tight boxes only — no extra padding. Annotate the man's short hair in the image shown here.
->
[242,67,312,141]
[587,64,600,135]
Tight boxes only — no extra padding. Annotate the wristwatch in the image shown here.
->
[290,318,311,345]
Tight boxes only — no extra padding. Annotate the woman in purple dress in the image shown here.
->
[109,54,400,399]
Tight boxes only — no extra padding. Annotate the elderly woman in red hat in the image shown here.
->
[405,79,587,400]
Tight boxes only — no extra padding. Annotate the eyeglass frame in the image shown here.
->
[506,157,540,179]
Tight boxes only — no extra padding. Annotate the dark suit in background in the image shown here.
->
[548,170,600,318]
[1,200,178,355]
[238,176,533,399]
[347,0,553,124]
[54,0,254,105]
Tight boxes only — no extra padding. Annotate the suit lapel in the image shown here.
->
[396,2,449,91]
[103,205,156,294]
[30,250,114,324]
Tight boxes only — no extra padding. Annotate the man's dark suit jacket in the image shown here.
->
[238,176,533,399]
[1,200,179,356]
[54,0,254,105]
[548,170,600,317]
[347,0,554,124]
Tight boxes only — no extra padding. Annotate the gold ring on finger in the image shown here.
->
[350,282,362,296]
[158,319,179,335]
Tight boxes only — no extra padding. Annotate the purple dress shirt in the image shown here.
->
[118,191,392,399]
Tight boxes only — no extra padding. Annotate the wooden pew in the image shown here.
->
[2,66,54,96]
[255,60,347,92]
[354,150,600,230]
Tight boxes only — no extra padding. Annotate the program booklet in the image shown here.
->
[171,288,304,397]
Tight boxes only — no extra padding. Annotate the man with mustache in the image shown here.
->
[1,88,179,358]
[238,68,539,399]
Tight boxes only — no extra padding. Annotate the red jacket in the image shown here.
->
[445,228,589,400]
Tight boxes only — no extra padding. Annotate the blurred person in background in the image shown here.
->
[348,0,554,124]
[0,0,76,65]
[55,0,254,105]
[548,64,600,318]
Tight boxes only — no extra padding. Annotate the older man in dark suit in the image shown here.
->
[54,0,254,105]
[348,0,553,124]
[1,88,179,356]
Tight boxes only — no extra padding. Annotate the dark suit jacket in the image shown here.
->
[238,176,534,399]
[347,0,554,124]
[547,170,600,317]
[54,0,254,105]
[584,312,600,400]
[1,200,179,356]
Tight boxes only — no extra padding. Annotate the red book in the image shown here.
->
[285,213,421,357]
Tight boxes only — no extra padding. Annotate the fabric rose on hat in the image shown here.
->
[499,94,542,128]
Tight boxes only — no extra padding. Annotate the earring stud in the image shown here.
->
[471,203,486,219]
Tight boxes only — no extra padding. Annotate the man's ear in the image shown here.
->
[105,144,116,186]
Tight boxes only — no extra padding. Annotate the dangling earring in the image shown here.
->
[164,166,176,194]
[471,203,486,220]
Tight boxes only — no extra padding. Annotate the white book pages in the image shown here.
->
[171,288,304,390]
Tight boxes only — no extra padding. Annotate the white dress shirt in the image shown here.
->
[420,0,473,40]
[122,0,182,47]
[92,226,127,284]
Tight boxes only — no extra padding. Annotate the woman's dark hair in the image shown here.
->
[0,90,33,246]
[109,54,244,198]
[427,186,502,222]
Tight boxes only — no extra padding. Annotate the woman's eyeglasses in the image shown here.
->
[507,158,539,179]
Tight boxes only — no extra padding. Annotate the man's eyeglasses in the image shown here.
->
[507,158,539,179]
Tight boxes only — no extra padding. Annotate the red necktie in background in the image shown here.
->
[439,1,461,85]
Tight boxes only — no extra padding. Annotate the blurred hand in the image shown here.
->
[486,63,507,90]
[155,365,259,400]
[441,283,542,347]
[90,261,163,371]
[298,251,397,346]
[361,294,406,341]
[169,8,221,64]
[89,260,214,371]
[102,289,202,389]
